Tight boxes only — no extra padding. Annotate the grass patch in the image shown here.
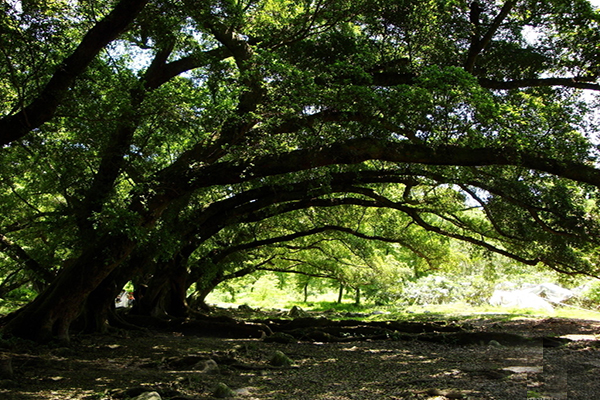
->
[305,301,372,313]
[553,307,600,321]
[206,280,600,323]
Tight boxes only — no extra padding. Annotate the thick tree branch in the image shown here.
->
[161,26,264,172]
[144,47,232,89]
[0,233,56,283]
[204,20,255,67]
[465,0,516,72]
[208,223,432,266]
[171,171,400,255]
[195,180,529,273]
[479,77,600,91]
[178,139,600,193]
[76,45,232,232]
[219,257,276,281]
[75,41,177,232]
[341,70,600,91]
[423,168,600,242]
[457,183,522,241]
[380,201,542,266]
[351,187,597,276]
[0,0,149,146]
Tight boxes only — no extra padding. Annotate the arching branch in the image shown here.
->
[0,0,149,146]
[336,70,600,91]
[479,77,600,91]
[174,139,600,194]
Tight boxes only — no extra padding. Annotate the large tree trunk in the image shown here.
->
[82,251,151,333]
[186,261,231,312]
[82,275,119,334]
[187,279,220,312]
[2,235,135,342]
[131,254,190,318]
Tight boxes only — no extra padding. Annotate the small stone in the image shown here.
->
[132,391,161,400]
[234,387,253,396]
[270,350,293,367]
[198,359,220,374]
[288,306,307,318]
[213,382,236,398]
[426,388,444,396]
[371,310,390,315]
[488,340,502,347]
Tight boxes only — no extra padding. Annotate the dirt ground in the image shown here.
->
[1,313,600,400]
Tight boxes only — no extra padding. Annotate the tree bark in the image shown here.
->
[131,254,190,318]
[3,234,135,342]
[0,233,56,285]
[187,285,215,312]
[82,274,119,334]
[338,284,344,303]
[303,282,309,303]
[81,250,152,333]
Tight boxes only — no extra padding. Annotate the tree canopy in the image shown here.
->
[1,0,600,342]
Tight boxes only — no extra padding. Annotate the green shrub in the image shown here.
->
[576,280,600,309]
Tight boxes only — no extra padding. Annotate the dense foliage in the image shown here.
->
[0,0,600,341]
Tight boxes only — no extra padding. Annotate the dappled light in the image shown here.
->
[3,308,600,399]
[2,0,600,398]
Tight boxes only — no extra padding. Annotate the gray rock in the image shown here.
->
[198,358,220,374]
[132,391,161,400]
[213,383,236,398]
[234,387,253,396]
[288,306,307,318]
[270,350,293,367]
[110,386,152,398]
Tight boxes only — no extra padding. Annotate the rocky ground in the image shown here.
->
[1,311,599,400]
